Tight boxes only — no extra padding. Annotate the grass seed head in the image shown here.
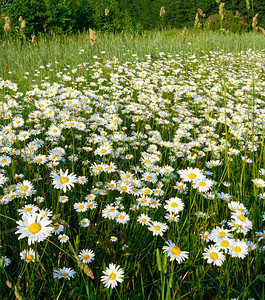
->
[89,28,97,46]
[160,6,165,17]
[252,13,259,32]
[3,16,11,34]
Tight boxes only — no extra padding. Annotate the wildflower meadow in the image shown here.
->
[0,31,265,299]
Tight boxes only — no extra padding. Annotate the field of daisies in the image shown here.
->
[1,39,265,299]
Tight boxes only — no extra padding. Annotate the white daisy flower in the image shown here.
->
[16,212,53,245]
[50,169,77,193]
[203,245,225,266]
[78,249,95,264]
[101,263,124,289]
[54,267,76,280]
[163,240,189,263]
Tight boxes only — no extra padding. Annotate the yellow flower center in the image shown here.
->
[147,176,153,180]
[60,177,68,184]
[188,173,197,179]
[61,273,68,277]
[21,186,29,191]
[100,149,107,153]
[52,129,58,133]
[121,186,127,191]
[24,208,32,212]
[154,225,161,231]
[234,246,241,253]
[78,205,84,210]
[124,174,130,179]
[142,218,147,222]
[220,240,229,247]
[96,166,103,170]
[171,246,181,255]
[36,158,42,162]
[198,181,206,187]
[210,252,218,260]
[119,216,125,220]
[109,273,116,280]
[171,203,178,208]
[262,233,265,238]
[84,255,90,260]
[28,223,41,234]
[144,189,150,194]
[109,208,115,212]
[26,254,34,260]
[219,232,226,237]
[238,215,246,222]
[257,183,263,187]
[2,159,7,163]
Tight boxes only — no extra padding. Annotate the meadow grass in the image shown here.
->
[0,30,265,299]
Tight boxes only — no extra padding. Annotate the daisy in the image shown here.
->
[0,155,11,167]
[16,180,36,198]
[58,234,69,243]
[192,178,215,193]
[164,197,185,214]
[54,267,76,280]
[78,176,87,185]
[101,263,124,289]
[178,167,205,182]
[116,212,130,224]
[209,227,233,242]
[252,178,265,188]
[52,224,64,235]
[231,213,252,230]
[17,204,39,215]
[256,230,265,241]
[137,214,151,226]
[164,213,180,223]
[200,231,210,242]
[0,256,11,267]
[78,249,95,264]
[148,221,168,236]
[16,211,53,245]
[110,236,118,242]
[73,202,88,213]
[59,195,69,203]
[94,143,113,156]
[163,240,189,263]
[215,238,235,253]
[229,240,248,259]
[203,245,225,266]
[20,249,39,263]
[80,218,90,227]
[50,169,77,193]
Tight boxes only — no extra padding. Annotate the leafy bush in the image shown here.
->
[205,11,249,33]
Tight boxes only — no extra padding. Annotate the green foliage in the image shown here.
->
[0,0,265,37]
[205,10,248,33]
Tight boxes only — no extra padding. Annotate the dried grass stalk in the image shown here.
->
[258,26,265,37]
[182,26,187,44]
[219,3,225,20]
[105,8,109,16]
[198,8,205,18]
[160,6,165,17]
[3,16,11,34]
[252,13,258,32]
[89,28,97,46]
